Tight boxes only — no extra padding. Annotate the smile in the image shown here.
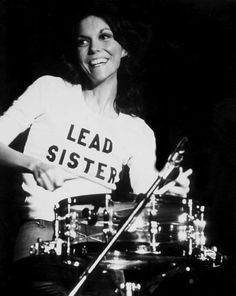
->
[89,58,108,67]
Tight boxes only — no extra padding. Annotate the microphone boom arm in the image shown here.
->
[68,137,188,296]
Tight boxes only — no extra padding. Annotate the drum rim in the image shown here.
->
[55,193,110,209]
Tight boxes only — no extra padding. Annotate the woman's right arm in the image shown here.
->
[0,142,36,173]
[0,142,75,191]
[0,77,75,191]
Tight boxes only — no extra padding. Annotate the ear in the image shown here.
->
[121,48,128,58]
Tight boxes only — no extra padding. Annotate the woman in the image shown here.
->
[0,3,191,296]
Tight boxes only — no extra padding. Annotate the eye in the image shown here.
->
[100,33,113,41]
[76,38,89,47]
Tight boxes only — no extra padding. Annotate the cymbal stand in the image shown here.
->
[119,282,141,296]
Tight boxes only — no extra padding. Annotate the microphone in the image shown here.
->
[158,136,188,187]
[167,136,188,166]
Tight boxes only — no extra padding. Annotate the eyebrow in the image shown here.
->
[101,28,112,32]
[77,28,112,37]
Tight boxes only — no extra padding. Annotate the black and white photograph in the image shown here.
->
[0,0,235,295]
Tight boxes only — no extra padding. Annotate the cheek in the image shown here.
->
[113,46,124,63]
[114,51,123,67]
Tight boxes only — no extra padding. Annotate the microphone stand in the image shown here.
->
[68,137,188,296]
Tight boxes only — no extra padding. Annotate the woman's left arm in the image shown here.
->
[128,122,192,197]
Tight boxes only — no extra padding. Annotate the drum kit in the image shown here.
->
[29,138,224,296]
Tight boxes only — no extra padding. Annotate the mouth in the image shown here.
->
[89,58,109,68]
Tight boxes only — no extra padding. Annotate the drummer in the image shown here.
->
[0,1,192,295]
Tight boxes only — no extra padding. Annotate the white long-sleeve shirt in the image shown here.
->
[0,75,158,221]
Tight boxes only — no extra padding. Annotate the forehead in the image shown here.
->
[77,15,111,34]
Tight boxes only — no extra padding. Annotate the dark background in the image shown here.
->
[0,0,236,294]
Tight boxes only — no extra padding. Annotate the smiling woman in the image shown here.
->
[0,0,192,295]
[60,0,153,117]
[76,16,127,89]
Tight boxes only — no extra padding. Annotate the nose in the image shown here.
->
[89,38,101,54]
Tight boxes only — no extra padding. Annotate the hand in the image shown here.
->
[157,167,192,197]
[29,161,76,191]
[168,167,192,197]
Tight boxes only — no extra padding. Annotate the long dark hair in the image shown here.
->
[58,0,152,117]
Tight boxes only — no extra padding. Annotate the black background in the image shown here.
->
[0,0,236,294]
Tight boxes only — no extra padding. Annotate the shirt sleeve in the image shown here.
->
[127,124,158,194]
[0,76,47,145]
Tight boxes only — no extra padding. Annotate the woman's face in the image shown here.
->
[76,15,127,86]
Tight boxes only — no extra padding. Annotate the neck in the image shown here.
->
[83,77,119,118]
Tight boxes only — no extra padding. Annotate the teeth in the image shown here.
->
[90,58,108,66]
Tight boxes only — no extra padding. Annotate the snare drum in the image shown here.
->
[110,194,190,259]
[53,193,206,268]
[54,194,113,248]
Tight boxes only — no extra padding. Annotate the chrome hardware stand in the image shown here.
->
[120,282,141,296]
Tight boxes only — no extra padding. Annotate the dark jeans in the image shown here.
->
[9,219,121,296]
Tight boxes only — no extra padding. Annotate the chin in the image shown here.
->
[90,74,114,86]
